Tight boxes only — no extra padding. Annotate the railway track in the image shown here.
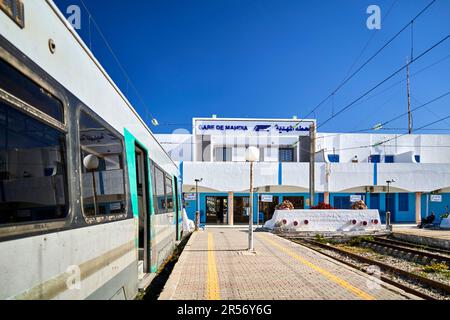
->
[361,238,450,266]
[376,237,450,256]
[290,239,450,300]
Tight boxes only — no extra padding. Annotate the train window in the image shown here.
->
[153,165,167,214]
[79,111,126,217]
[0,58,64,122]
[0,101,68,225]
[166,175,174,212]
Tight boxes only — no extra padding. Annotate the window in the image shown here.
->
[166,175,174,212]
[369,155,381,163]
[79,111,126,217]
[0,100,68,225]
[415,155,421,163]
[153,165,166,214]
[215,147,232,162]
[283,196,305,209]
[328,154,340,163]
[399,193,409,212]
[151,162,175,214]
[279,148,294,163]
[385,155,394,163]
[334,196,351,209]
[0,58,64,122]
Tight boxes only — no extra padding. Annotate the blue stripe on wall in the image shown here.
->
[278,162,283,186]
[373,163,378,186]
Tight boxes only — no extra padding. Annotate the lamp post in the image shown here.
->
[246,147,260,252]
[386,179,396,230]
[195,178,203,231]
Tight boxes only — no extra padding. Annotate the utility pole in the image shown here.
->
[407,58,413,134]
[309,123,316,208]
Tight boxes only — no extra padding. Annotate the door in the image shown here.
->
[174,176,180,240]
[259,196,279,222]
[234,196,250,224]
[386,193,396,222]
[206,196,228,224]
[135,145,150,273]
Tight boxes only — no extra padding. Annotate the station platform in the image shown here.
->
[392,226,450,250]
[159,227,418,300]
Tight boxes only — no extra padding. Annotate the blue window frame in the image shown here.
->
[385,155,394,163]
[369,155,381,163]
[328,154,340,163]
[279,148,295,163]
[398,193,409,212]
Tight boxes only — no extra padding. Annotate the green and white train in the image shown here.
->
[0,0,182,300]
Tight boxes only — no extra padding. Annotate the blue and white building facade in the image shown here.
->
[156,117,450,226]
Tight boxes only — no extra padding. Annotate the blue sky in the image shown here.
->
[54,0,450,134]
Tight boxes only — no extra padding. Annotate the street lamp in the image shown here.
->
[246,147,260,252]
[195,178,203,231]
[386,179,396,230]
[83,154,99,216]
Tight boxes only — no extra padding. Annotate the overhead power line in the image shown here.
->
[315,89,450,140]
[303,0,437,119]
[317,33,450,130]
[78,0,158,126]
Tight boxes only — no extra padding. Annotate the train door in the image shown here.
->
[174,176,180,240]
[135,145,151,273]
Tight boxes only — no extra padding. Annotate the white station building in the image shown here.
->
[156,117,450,226]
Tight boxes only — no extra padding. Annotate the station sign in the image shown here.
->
[261,195,274,203]
[430,195,442,203]
[184,193,197,201]
[195,120,314,137]
[350,195,362,203]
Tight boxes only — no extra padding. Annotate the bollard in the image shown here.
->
[386,211,392,231]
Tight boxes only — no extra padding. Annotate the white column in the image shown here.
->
[416,193,422,224]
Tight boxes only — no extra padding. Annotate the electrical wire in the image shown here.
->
[78,0,158,124]
[317,33,450,130]
[303,0,437,119]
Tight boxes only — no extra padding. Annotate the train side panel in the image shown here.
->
[0,219,137,300]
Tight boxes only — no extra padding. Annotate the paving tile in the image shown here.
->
[159,228,419,300]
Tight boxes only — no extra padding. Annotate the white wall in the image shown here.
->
[317,133,450,164]
[157,132,450,165]
[181,162,450,193]
[183,162,279,192]
[378,164,450,193]
[157,134,193,163]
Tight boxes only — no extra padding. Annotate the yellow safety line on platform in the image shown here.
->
[206,232,221,300]
[258,234,376,301]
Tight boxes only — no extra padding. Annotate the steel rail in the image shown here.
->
[363,239,450,266]
[378,237,450,256]
[299,239,450,296]
[290,239,434,300]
